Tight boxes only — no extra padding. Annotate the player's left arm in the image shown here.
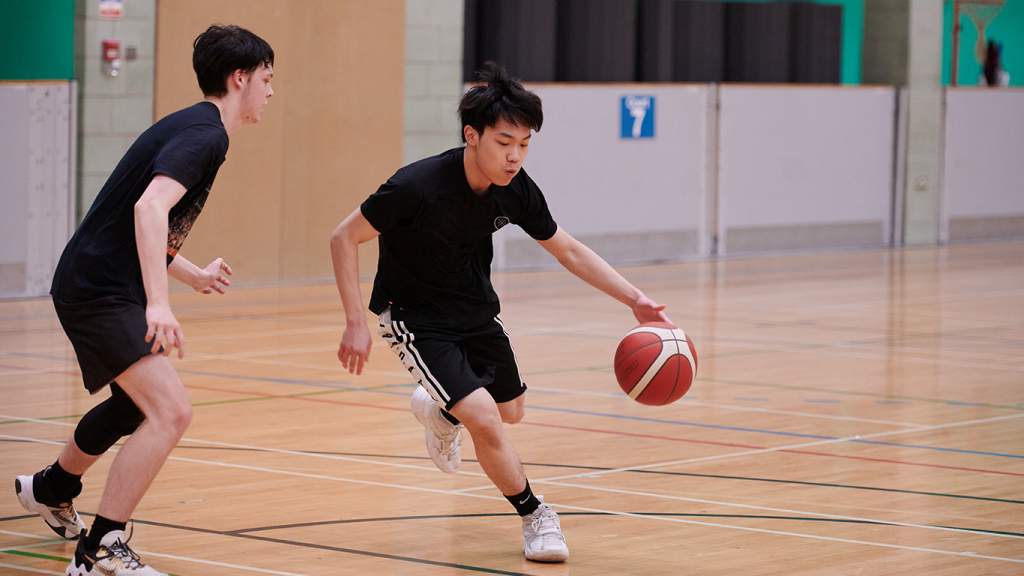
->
[537,226,670,325]
[168,254,233,295]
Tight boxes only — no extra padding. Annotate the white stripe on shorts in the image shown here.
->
[378,309,451,403]
[492,314,525,388]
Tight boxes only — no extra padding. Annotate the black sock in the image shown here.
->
[42,461,83,503]
[505,480,542,517]
[85,515,127,550]
[440,409,461,426]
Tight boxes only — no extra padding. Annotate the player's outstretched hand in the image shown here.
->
[145,304,186,359]
[337,322,372,375]
[632,295,672,326]
[194,258,232,295]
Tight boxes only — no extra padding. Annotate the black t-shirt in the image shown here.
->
[362,147,558,327]
[51,102,228,304]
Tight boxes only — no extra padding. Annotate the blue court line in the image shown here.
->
[850,439,1024,459]
[804,399,842,404]
[3,351,76,361]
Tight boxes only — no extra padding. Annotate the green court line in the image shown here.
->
[0,550,179,576]
[2,550,68,563]
[0,414,84,425]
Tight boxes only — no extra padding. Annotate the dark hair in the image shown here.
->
[458,62,543,142]
[193,25,274,97]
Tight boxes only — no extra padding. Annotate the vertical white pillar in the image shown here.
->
[902,0,944,245]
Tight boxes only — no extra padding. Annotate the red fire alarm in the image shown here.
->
[102,39,121,76]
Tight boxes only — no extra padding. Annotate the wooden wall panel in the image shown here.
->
[155,0,403,284]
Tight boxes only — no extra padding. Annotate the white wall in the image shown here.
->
[494,84,712,270]
[403,0,464,165]
[0,83,76,298]
[471,82,1024,272]
[717,85,897,255]
[942,88,1024,242]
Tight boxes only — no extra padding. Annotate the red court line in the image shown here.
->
[184,383,1024,478]
[522,421,1024,478]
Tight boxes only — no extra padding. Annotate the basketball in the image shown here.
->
[614,322,697,406]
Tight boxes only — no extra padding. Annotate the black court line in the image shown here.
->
[1,515,537,576]
[4,508,1019,569]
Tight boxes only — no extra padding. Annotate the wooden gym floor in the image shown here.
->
[1,242,1022,575]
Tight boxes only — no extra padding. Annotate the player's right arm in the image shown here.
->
[135,174,189,358]
[330,207,381,375]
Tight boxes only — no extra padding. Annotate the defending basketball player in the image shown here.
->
[14,25,274,576]
[330,62,670,563]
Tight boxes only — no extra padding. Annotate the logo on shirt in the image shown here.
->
[494,216,510,230]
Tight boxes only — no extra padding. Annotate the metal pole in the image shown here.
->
[951,0,961,86]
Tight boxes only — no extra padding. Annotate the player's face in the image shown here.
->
[467,119,531,187]
[241,64,274,124]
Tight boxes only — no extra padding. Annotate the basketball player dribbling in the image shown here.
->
[14,25,274,576]
[329,62,672,563]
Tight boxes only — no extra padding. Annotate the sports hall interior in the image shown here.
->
[2,1,1022,574]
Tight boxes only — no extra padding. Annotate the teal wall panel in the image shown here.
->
[0,0,75,80]
[943,0,1023,86]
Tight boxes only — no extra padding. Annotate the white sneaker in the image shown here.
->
[15,471,86,539]
[411,386,463,474]
[67,529,166,576]
[522,502,569,562]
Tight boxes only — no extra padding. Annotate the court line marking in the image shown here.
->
[701,377,1024,412]
[7,345,1021,416]
[0,418,492,479]
[2,352,973,432]
[7,373,1024,472]
[0,529,312,576]
[524,405,1024,459]
[515,420,1024,478]
[533,482,1024,541]
[525,411,1024,482]
[0,533,66,550]
[549,504,1024,565]
[4,430,1024,565]
[529,387,931,428]
[0,562,62,575]
[9,435,1024,566]
[5,378,1021,465]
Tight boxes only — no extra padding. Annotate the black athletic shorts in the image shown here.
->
[53,294,156,394]
[378,307,527,410]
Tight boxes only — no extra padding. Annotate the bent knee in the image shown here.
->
[156,402,192,437]
[501,406,525,425]
[174,404,194,432]
[498,397,525,424]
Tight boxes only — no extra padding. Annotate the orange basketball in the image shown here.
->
[614,322,697,405]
